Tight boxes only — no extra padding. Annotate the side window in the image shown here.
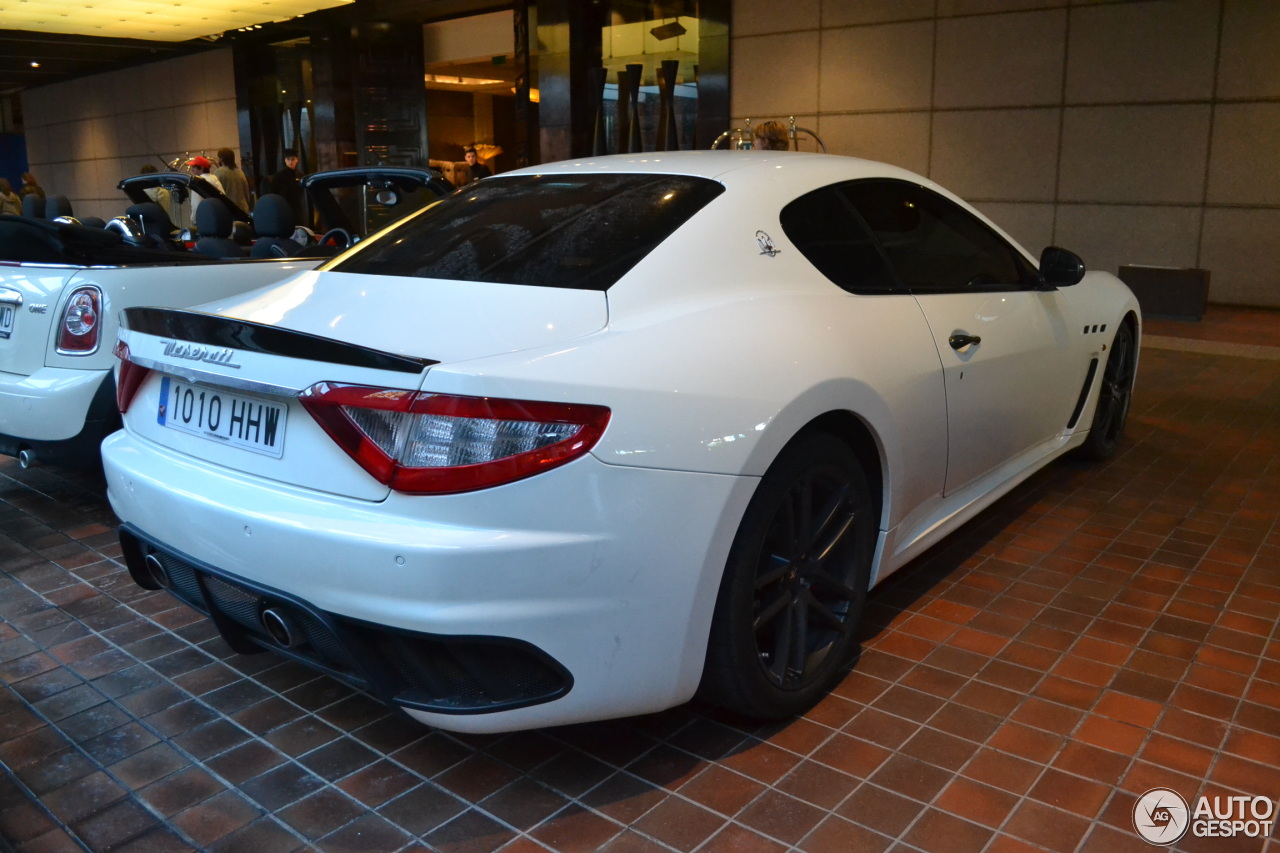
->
[779,186,900,294]
[841,180,1035,294]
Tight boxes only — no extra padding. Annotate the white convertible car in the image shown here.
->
[0,218,320,467]
[0,167,452,467]
[102,152,1140,732]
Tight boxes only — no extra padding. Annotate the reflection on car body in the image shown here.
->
[102,151,1140,732]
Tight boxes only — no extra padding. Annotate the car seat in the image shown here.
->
[21,194,44,218]
[194,198,246,259]
[250,194,304,258]
[125,202,181,250]
[46,195,74,219]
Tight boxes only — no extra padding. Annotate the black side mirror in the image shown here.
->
[1040,246,1086,287]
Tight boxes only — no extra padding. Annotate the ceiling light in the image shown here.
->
[423,73,505,87]
[1,0,353,41]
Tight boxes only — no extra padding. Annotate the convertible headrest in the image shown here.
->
[196,198,234,238]
[21,194,44,219]
[46,195,74,219]
[125,202,176,236]
[253,194,295,238]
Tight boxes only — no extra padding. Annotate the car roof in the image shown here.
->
[498,151,1032,265]
[500,150,929,188]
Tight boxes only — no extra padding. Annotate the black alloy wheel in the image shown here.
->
[700,432,875,719]
[1079,322,1136,460]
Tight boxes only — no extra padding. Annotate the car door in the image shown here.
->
[841,180,1083,495]
[777,183,949,522]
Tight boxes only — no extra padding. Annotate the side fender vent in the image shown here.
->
[1067,358,1100,430]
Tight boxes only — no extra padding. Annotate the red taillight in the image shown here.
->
[300,383,611,494]
[57,286,102,354]
[113,340,151,413]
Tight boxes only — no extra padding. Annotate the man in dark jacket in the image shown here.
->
[463,147,491,184]
[269,149,305,224]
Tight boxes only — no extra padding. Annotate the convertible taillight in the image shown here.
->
[113,340,151,413]
[57,286,102,354]
[299,383,611,494]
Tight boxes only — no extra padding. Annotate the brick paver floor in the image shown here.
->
[1,319,1278,853]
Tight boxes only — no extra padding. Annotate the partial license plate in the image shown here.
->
[0,304,13,339]
[158,377,287,457]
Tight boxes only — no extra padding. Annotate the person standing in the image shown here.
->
[186,156,224,231]
[753,120,790,151]
[462,146,491,184]
[19,172,44,202]
[214,148,251,212]
[137,165,177,224]
[0,179,20,216]
[269,148,305,224]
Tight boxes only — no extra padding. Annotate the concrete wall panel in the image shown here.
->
[819,21,934,113]
[1200,209,1280,307]
[934,10,1066,108]
[1207,103,1280,207]
[1059,105,1210,204]
[1066,0,1218,103]
[20,49,237,214]
[930,108,1060,200]
[818,111,931,174]
[1054,204,1202,275]
[732,32,820,117]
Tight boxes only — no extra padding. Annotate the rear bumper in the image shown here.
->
[120,524,575,715]
[102,430,757,732]
[0,367,117,465]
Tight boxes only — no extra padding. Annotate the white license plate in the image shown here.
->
[158,377,287,457]
[0,305,13,339]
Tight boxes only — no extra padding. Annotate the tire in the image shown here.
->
[1078,322,1136,461]
[699,432,875,719]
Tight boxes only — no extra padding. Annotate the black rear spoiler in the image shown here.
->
[122,308,436,374]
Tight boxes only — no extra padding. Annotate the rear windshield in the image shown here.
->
[326,173,724,290]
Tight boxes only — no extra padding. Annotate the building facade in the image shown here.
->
[16,0,1280,308]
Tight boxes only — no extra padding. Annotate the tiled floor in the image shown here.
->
[1144,305,1280,348]
[2,309,1279,853]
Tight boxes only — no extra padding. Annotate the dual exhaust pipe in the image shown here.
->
[141,551,303,648]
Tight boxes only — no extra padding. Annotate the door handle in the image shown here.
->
[949,333,982,350]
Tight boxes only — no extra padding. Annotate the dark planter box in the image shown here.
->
[1117,265,1210,321]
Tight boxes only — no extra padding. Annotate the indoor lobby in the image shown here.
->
[2,1,1280,851]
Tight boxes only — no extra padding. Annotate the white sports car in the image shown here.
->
[102,151,1140,733]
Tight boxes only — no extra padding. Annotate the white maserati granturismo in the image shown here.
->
[101,151,1140,732]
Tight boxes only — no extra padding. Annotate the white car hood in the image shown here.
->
[198,270,609,363]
